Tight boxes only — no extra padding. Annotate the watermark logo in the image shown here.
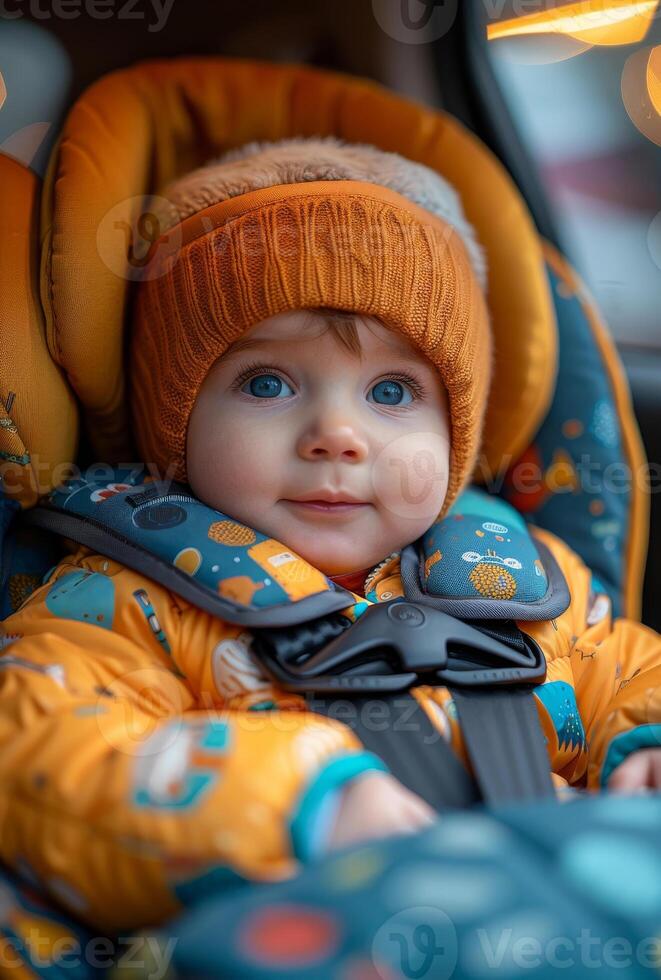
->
[0,931,176,980]
[0,0,175,33]
[371,432,450,522]
[371,0,458,44]
[474,925,661,972]
[96,194,182,282]
[372,906,457,979]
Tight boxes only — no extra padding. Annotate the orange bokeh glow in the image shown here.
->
[648,45,661,115]
[622,44,661,144]
[488,0,659,46]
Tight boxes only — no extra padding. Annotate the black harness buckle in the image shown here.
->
[253,600,547,695]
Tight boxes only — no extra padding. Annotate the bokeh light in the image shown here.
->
[488,0,659,51]
[621,44,661,145]
[648,44,661,115]
[486,33,594,65]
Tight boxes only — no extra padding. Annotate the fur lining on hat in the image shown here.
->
[156,136,488,291]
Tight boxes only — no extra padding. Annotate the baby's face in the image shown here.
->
[186,311,450,576]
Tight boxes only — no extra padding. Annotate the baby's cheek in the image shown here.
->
[189,419,283,514]
[370,430,449,525]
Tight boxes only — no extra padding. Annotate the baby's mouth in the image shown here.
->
[281,492,371,515]
[284,500,370,513]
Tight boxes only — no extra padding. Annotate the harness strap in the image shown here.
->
[312,692,480,811]
[452,686,556,805]
[447,618,555,804]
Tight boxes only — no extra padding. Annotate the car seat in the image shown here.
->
[0,56,652,977]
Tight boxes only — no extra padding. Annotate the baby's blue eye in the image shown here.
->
[369,379,413,406]
[242,374,294,398]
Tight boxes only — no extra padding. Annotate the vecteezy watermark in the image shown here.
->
[0,931,177,979]
[0,0,175,32]
[474,452,661,498]
[373,907,458,980]
[372,0,661,44]
[371,432,450,523]
[473,927,661,972]
[90,687,451,755]
[371,0,459,44]
[95,193,460,283]
[96,194,182,282]
[480,0,661,25]
[2,448,661,505]
[0,456,180,499]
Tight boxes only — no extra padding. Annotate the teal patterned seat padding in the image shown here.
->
[0,492,64,622]
[24,468,354,627]
[502,262,632,617]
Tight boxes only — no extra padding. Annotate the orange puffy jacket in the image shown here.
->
[1,525,660,931]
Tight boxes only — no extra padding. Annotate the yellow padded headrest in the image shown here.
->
[39,56,557,482]
[0,154,78,507]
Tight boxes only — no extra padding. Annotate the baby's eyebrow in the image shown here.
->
[370,345,433,368]
[382,348,431,364]
[223,336,275,357]
[223,334,430,368]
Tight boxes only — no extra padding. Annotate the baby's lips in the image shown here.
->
[285,489,370,505]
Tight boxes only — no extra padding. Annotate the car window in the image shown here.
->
[485,4,661,348]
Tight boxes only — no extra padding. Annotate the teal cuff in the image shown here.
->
[600,724,661,787]
[289,751,388,862]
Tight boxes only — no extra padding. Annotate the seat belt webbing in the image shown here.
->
[452,686,556,806]
[313,691,480,811]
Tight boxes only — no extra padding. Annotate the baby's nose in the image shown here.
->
[297,419,369,463]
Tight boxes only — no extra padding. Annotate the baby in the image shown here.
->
[186,305,446,848]
[2,137,661,931]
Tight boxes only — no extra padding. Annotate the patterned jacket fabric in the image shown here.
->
[1,524,660,931]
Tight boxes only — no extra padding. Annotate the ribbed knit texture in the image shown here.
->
[149,135,488,293]
[131,180,491,516]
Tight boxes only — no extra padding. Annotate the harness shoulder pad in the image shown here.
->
[402,487,570,621]
[22,468,355,628]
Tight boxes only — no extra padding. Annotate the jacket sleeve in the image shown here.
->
[524,528,661,791]
[0,548,386,931]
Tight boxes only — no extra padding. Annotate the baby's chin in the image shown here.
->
[198,495,395,575]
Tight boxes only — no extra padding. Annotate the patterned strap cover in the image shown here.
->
[20,467,568,626]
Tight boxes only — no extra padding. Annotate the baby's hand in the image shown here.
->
[608,748,661,792]
[326,771,436,852]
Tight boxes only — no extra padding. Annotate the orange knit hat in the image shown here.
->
[130,138,492,516]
